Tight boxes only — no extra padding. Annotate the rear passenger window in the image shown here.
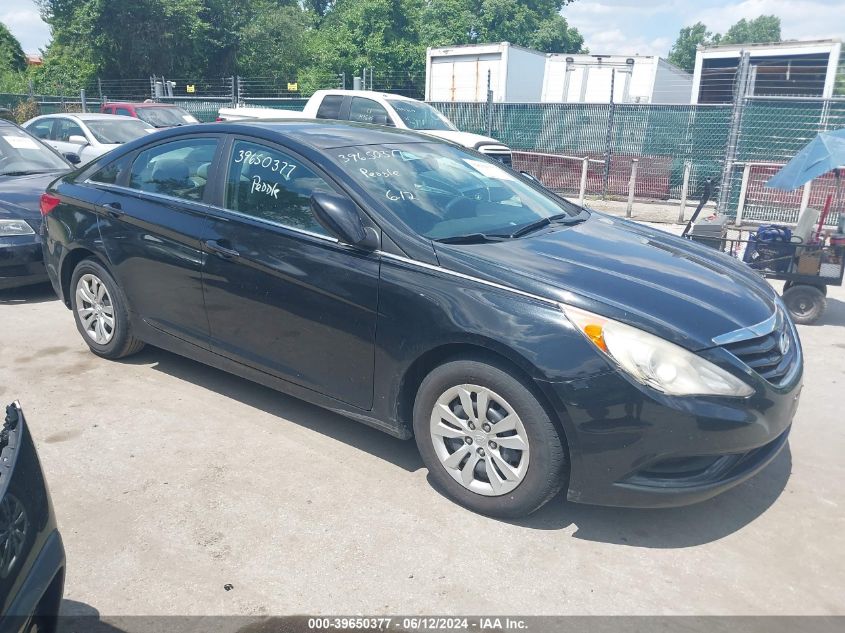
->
[90,154,131,185]
[27,120,54,140]
[128,138,217,201]
[116,108,132,117]
[224,140,331,235]
[315,95,344,120]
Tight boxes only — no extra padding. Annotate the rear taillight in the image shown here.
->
[40,193,61,216]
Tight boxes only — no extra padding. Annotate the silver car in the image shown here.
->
[23,113,155,164]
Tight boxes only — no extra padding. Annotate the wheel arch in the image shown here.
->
[60,247,111,308]
[396,340,573,453]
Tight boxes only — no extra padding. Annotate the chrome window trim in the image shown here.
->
[204,203,338,243]
[86,182,559,306]
[82,181,210,209]
[84,181,341,244]
[712,310,780,346]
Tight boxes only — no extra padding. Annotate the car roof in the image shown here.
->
[314,89,418,103]
[35,113,149,121]
[106,102,180,108]
[222,118,436,149]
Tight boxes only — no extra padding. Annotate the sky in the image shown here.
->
[2,0,845,57]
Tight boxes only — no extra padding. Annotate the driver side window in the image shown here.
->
[224,140,331,235]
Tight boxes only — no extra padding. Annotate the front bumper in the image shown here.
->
[542,358,801,508]
[0,235,47,290]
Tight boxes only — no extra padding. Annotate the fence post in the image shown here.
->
[97,78,103,103]
[717,51,751,217]
[230,76,236,106]
[602,69,616,197]
[678,161,692,223]
[799,181,812,218]
[80,89,87,113]
[578,157,589,206]
[735,162,752,226]
[626,159,639,218]
[485,70,494,137]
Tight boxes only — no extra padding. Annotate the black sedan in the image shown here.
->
[0,120,72,290]
[40,120,801,517]
[0,403,65,632]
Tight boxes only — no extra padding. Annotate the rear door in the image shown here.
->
[201,136,380,409]
[94,135,221,347]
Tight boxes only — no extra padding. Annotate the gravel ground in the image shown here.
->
[1,268,843,619]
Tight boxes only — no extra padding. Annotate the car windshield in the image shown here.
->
[0,126,68,175]
[86,118,154,143]
[135,107,199,127]
[333,142,583,240]
[387,100,456,131]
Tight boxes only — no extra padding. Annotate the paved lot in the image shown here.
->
[1,274,844,618]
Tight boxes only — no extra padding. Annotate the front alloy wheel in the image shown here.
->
[414,359,567,518]
[75,273,115,345]
[430,384,530,496]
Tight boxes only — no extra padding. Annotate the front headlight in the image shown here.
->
[0,219,35,237]
[564,305,754,397]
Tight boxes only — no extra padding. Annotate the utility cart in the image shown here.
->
[684,128,845,324]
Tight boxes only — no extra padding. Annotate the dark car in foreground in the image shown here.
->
[0,121,72,290]
[40,120,802,517]
[0,403,65,633]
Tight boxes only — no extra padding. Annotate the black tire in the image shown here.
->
[413,358,567,518]
[782,284,826,325]
[783,280,827,296]
[70,258,145,359]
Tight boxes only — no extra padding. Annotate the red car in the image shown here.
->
[100,102,200,128]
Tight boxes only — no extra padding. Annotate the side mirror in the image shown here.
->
[68,134,89,147]
[310,192,379,249]
[63,152,82,165]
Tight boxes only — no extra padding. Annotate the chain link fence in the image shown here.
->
[3,65,844,227]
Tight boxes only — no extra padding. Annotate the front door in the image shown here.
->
[202,137,380,409]
[95,135,221,347]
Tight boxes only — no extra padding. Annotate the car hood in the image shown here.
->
[432,213,778,351]
[421,130,510,150]
[0,171,65,218]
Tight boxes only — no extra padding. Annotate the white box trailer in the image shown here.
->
[691,39,842,104]
[541,54,692,104]
[425,42,546,102]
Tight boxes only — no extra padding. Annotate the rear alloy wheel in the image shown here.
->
[70,259,145,359]
[75,273,115,345]
[414,359,567,518]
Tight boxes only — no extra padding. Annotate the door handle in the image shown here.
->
[204,239,240,259]
[102,201,123,218]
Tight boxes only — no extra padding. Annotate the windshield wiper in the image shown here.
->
[0,169,59,176]
[435,233,508,244]
[508,212,585,238]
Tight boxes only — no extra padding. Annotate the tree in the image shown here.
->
[668,16,782,72]
[0,22,27,73]
[717,15,781,45]
[237,4,313,78]
[418,0,583,53]
[667,22,712,72]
